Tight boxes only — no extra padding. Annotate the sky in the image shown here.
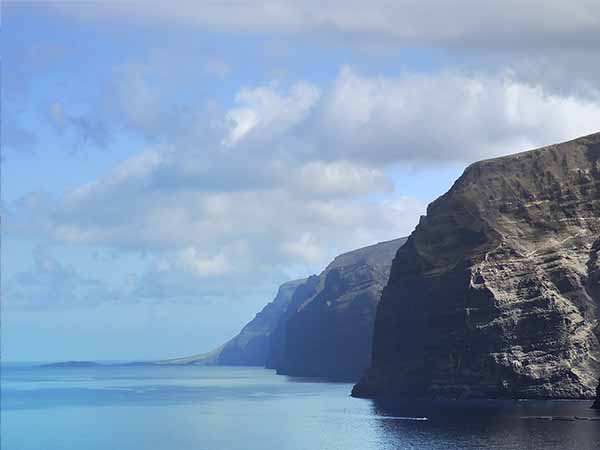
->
[2,1,600,362]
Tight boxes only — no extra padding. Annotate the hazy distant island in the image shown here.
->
[40,361,103,368]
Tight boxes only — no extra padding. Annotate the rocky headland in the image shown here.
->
[160,278,307,366]
[353,132,600,400]
[165,238,406,382]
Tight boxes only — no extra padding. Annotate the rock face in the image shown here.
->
[353,133,600,400]
[594,381,600,409]
[163,238,405,374]
[162,278,307,366]
[265,275,320,370]
[276,238,407,380]
[216,279,307,366]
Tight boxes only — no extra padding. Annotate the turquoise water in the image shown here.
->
[1,363,599,450]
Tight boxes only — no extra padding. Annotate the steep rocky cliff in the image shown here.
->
[163,238,405,374]
[265,275,320,370]
[353,132,600,400]
[162,278,306,366]
[276,238,407,380]
[594,382,600,409]
[216,279,307,366]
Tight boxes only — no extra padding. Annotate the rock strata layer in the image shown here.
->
[353,132,600,400]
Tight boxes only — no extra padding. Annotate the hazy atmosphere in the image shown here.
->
[3,1,600,362]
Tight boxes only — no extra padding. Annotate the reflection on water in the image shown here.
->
[1,364,599,450]
[372,398,600,450]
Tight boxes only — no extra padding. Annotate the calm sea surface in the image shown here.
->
[1,363,599,450]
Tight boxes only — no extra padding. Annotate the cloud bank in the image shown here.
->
[53,1,600,50]
[6,64,600,307]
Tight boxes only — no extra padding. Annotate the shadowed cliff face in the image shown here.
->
[216,279,308,366]
[160,278,307,366]
[354,132,600,400]
[265,275,320,370]
[162,239,405,373]
[276,238,407,381]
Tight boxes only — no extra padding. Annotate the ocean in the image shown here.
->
[1,363,599,450]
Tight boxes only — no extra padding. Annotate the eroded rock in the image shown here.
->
[354,132,600,400]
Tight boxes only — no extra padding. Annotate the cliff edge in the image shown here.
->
[277,238,407,380]
[353,132,600,399]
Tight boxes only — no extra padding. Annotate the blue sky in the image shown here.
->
[3,1,600,362]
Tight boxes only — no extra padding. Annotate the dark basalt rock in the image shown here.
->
[164,238,405,374]
[265,275,320,370]
[275,238,407,381]
[353,132,600,400]
[593,381,600,409]
[216,279,308,366]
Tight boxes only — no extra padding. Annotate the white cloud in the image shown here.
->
[316,67,600,163]
[52,1,600,51]
[174,245,242,278]
[281,233,324,265]
[223,108,259,147]
[3,246,115,308]
[46,1,600,101]
[292,161,393,196]
[6,65,600,306]
[10,67,600,253]
[222,82,320,146]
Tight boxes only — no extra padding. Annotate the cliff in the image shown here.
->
[161,278,306,366]
[275,238,407,380]
[353,132,600,400]
[216,279,307,366]
[163,238,405,376]
[265,275,320,370]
